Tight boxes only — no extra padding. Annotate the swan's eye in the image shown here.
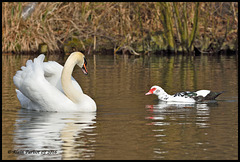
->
[84,57,87,66]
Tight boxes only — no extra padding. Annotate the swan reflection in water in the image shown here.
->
[13,109,96,160]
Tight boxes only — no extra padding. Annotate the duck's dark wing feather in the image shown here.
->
[204,91,224,100]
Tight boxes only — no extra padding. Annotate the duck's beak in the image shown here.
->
[145,91,152,95]
[81,63,88,75]
[145,87,156,95]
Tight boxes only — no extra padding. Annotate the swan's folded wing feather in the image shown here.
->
[43,61,64,91]
[13,54,74,111]
[43,61,63,78]
[43,61,83,93]
[26,77,74,111]
[15,89,30,108]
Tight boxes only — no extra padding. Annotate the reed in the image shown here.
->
[188,2,199,51]
[158,2,175,51]
[2,2,238,55]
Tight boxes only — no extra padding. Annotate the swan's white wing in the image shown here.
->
[13,54,76,111]
[15,89,30,108]
[43,60,83,93]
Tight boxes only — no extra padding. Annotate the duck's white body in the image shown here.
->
[145,86,222,103]
[13,52,97,112]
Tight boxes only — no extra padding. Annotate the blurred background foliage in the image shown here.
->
[2,2,238,55]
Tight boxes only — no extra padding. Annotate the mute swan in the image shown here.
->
[145,85,223,103]
[13,52,97,112]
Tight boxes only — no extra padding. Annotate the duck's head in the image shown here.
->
[145,85,164,96]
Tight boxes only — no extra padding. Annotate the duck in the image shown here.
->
[145,85,223,103]
[13,52,97,112]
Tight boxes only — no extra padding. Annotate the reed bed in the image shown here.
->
[2,2,238,55]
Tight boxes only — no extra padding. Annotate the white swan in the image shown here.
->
[13,52,97,112]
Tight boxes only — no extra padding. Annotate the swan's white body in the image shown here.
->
[13,52,97,112]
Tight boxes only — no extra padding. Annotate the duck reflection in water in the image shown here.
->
[145,100,219,128]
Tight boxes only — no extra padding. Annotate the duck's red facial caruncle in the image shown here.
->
[145,87,157,95]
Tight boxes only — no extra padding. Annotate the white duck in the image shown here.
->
[13,52,97,112]
[145,85,223,103]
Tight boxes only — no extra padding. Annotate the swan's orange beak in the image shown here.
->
[81,63,88,75]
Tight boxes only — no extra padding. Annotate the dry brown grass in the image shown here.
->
[2,2,238,54]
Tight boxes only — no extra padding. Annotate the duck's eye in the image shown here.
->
[155,89,160,93]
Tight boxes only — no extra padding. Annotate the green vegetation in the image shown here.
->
[2,2,238,55]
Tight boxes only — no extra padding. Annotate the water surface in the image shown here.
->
[2,53,238,160]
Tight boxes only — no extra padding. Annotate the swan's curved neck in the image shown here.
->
[61,53,84,103]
